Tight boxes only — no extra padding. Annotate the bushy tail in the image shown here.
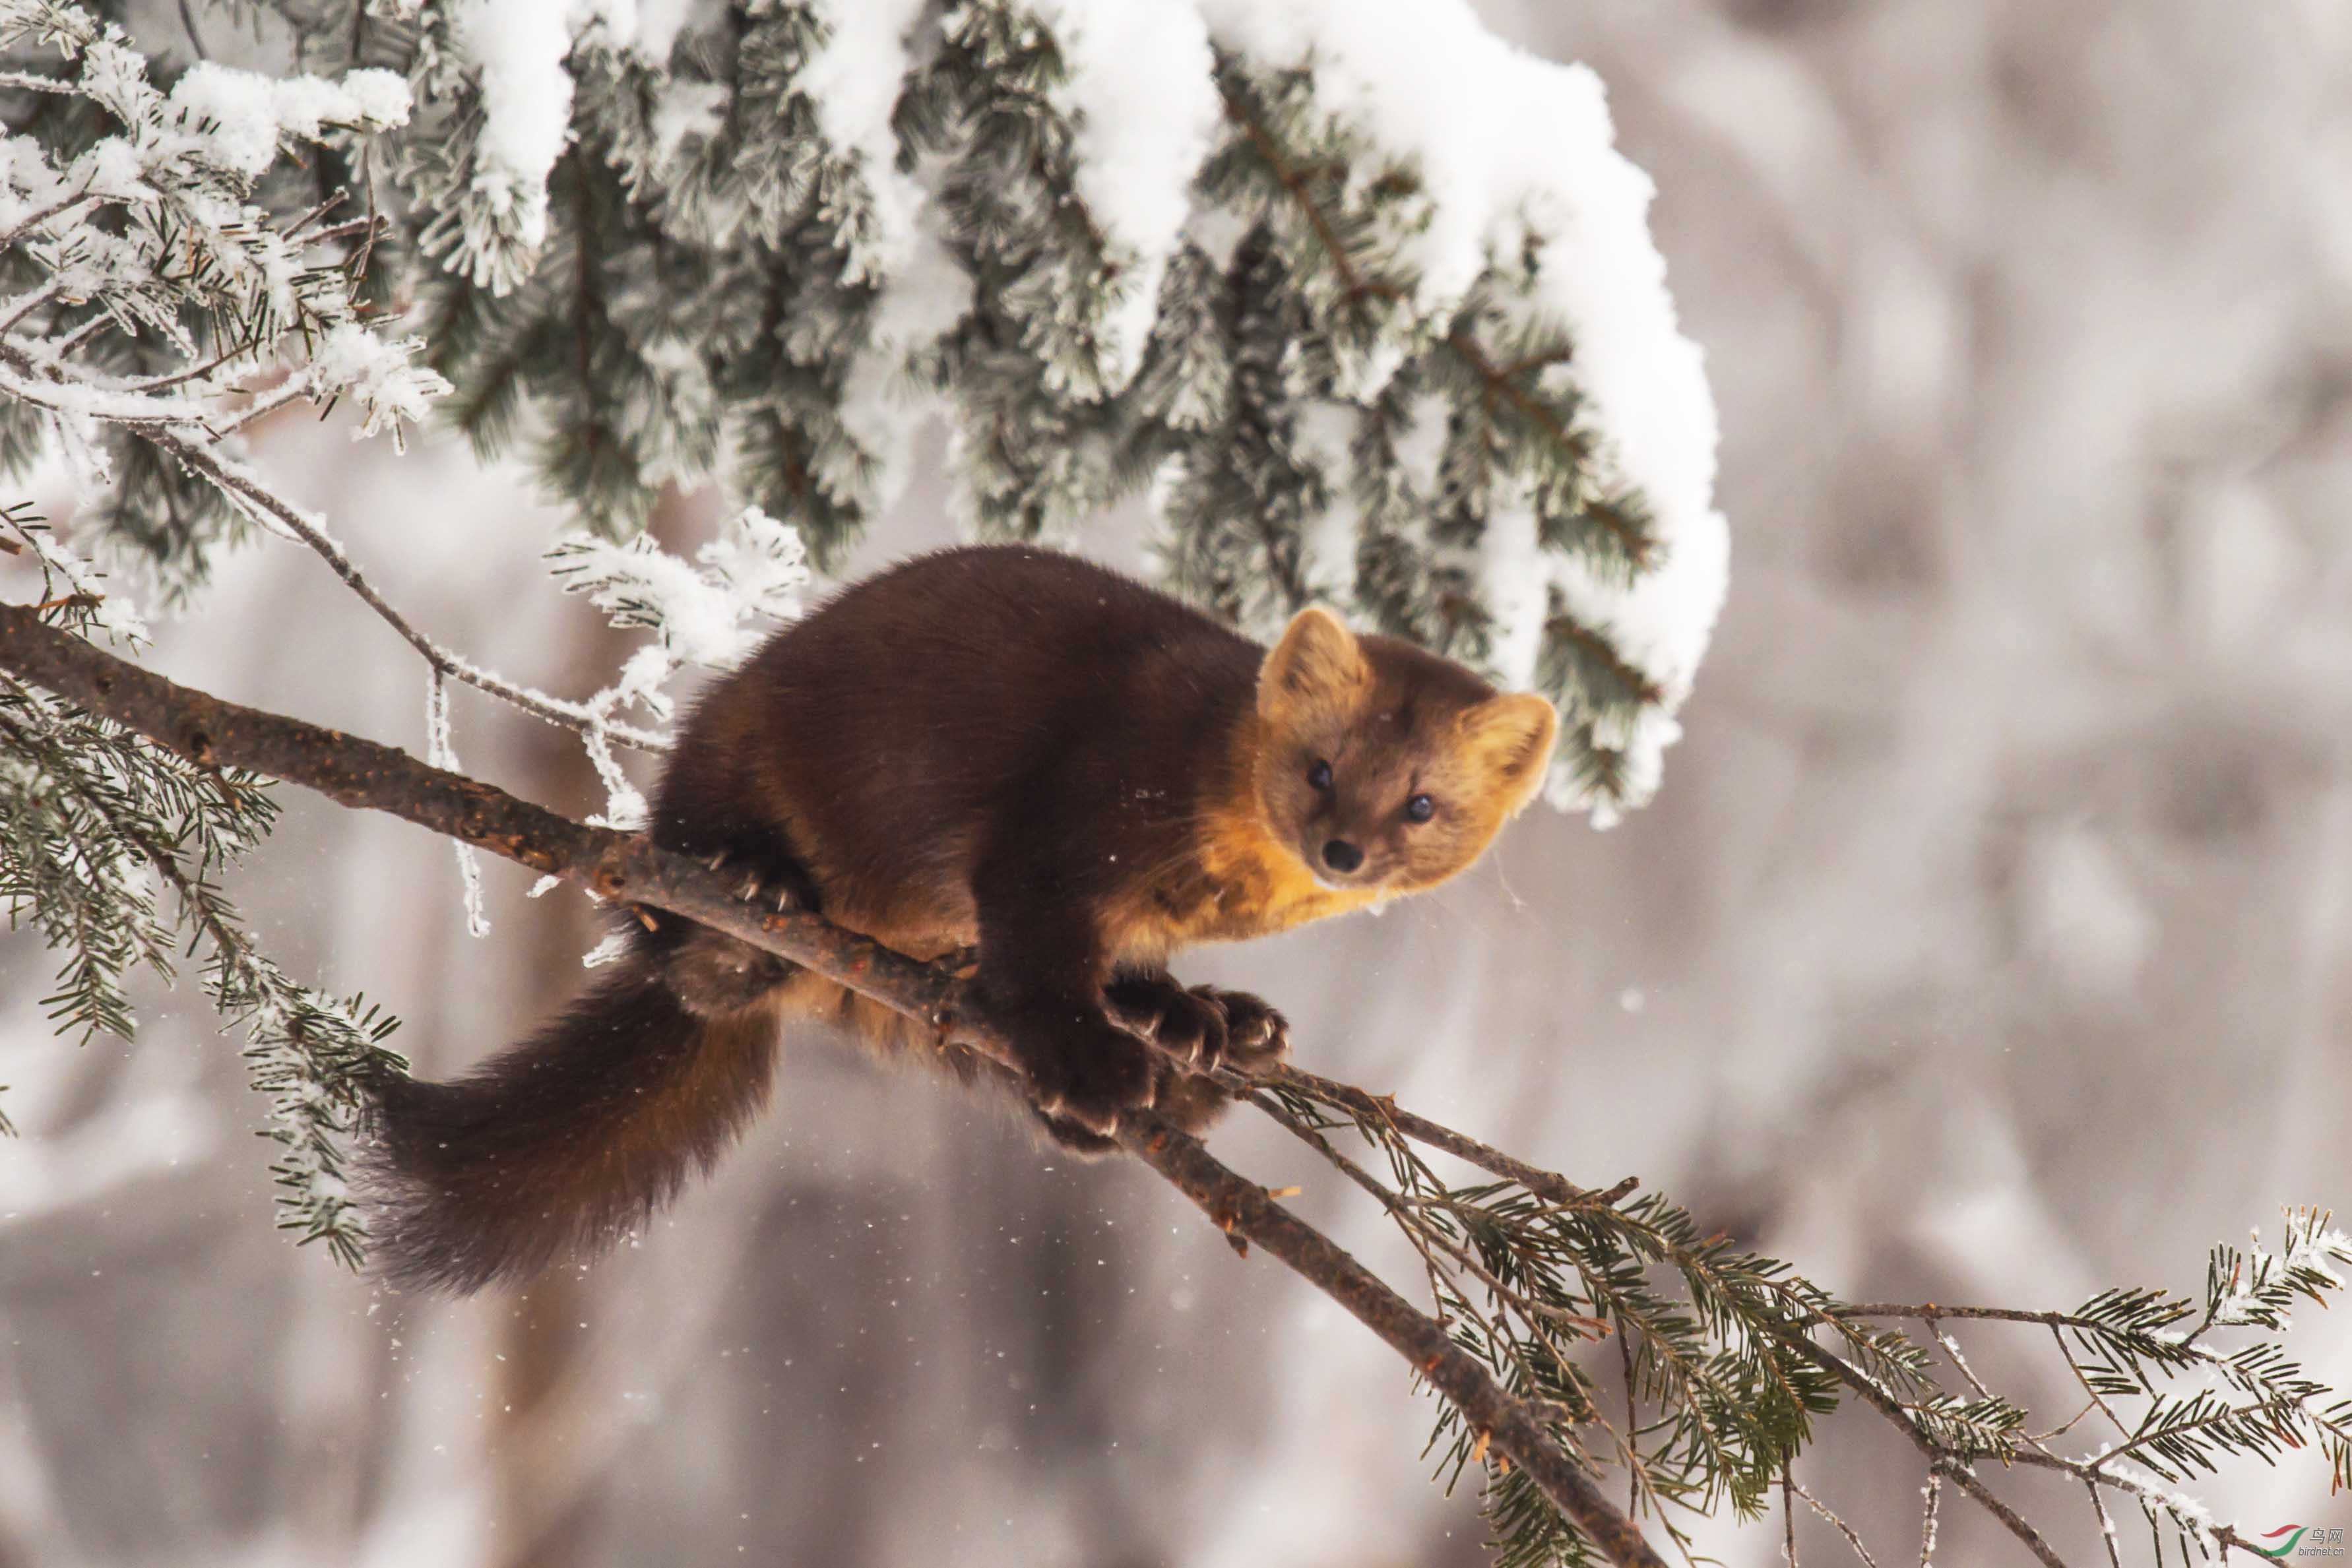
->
[359,958,780,1295]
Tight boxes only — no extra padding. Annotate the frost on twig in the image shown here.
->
[424,670,490,937]
[547,502,810,828]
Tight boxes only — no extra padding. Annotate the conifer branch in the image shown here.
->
[1216,80,1661,573]
[11,596,2334,1565]
[1267,1059,1639,1208]
[9,594,2333,1561]
[1767,1327,2071,1568]
[0,597,1669,1568]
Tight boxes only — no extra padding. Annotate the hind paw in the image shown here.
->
[687,835,821,916]
[660,926,792,1018]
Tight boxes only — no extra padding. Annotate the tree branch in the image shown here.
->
[1770,1327,2069,1568]
[1268,1060,1638,1208]
[0,598,1667,1568]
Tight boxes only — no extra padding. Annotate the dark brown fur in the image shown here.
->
[361,546,1555,1293]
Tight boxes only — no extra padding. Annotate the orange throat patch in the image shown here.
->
[1108,778,1382,968]
[1195,800,1381,937]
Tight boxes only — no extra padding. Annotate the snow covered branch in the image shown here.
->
[139,0,1731,824]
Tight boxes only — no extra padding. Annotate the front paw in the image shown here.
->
[661,925,793,1019]
[1038,1062,1232,1146]
[1148,1065,1233,1137]
[1104,976,1290,1075]
[1104,974,1226,1069]
[1200,986,1289,1073]
[1008,1007,1159,1135]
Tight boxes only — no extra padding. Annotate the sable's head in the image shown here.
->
[1253,607,1559,894]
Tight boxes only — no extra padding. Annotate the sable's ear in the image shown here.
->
[1459,692,1559,816]
[1259,606,1367,714]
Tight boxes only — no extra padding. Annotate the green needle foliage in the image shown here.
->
[1260,1077,2352,1567]
[0,503,404,1261]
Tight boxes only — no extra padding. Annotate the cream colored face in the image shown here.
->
[1253,608,1559,894]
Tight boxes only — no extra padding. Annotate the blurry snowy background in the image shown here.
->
[7,0,2352,1564]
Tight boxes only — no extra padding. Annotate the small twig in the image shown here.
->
[1619,1323,1640,1513]
[282,191,350,241]
[0,189,102,249]
[1917,1468,1942,1567]
[2027,1398,2101,1445]
[48,311,115,359]
[116,338,259,395]
[1839,1303,2131,1332]
[0,70,75,96]
[0,278,63,335]
[2048,1321,2134,1445]
[201,371,330,439]
[0,344,212,429]
[1265,1061,1632,1211]
[351,146,383,281]
[1789,1476,1880,1568]
[2085,1477,2122,1568]
[148,431,670,752]
[304,216,385,247]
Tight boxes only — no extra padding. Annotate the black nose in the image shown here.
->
[1321,838,1364,874]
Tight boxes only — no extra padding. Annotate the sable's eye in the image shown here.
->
[1307,759,1333,792]
[1405,794,1436,823]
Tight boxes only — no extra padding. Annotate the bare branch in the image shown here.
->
[1268,1060,1637,1208]
[1765,1328,2068,1568]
